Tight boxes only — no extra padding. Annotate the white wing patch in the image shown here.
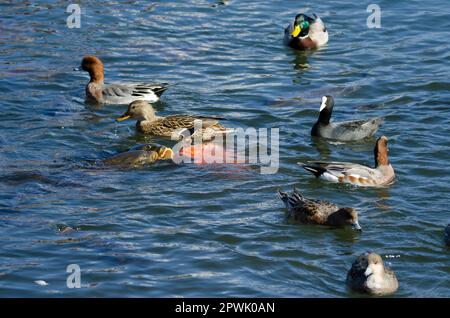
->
[320,172,339,183]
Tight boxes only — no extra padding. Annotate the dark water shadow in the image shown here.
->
[290,50,311,72]
[310,135,378,160]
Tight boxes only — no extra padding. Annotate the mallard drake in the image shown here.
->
[103,143,173,167]
[116,100,228,141]
[299,136,395,187]
[347,252,399,296]
[75,55,169,105]
[278,188,361,230]
[284,13,328,50]
[311,96,383,141]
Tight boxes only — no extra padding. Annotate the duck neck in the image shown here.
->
[374,146,389,167]
[317,108,332,125]
[88,69,104,84]
[137,116,155,133]
[138,109,157,125]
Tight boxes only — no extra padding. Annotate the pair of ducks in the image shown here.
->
[77,12,328,105]
[278,131,393,231]
[278,188,399,295]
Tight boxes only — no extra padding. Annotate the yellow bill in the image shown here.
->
[159,147,174,160]
[116,114,131,122]
[291,25,301,37]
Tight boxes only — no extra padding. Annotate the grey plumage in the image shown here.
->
[101,82,169,104]
[78,56,169,105]
[312,96,383,141]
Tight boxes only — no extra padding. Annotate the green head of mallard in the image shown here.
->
[291,14,313,37]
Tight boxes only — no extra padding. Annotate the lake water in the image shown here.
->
[0,0,449,297]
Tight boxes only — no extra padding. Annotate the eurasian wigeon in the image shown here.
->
[116,100,228,141]
[103,143,173,167]
[278,188,362,230]
[311,96,384,141]
[299,136,395,187]
[284,13,328,50]
[75,55,169,105]
[347,252,399,296]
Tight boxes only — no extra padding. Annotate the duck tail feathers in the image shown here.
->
[278,188,304,209]
[152,83,171,97]
[298,162,326,178]
[277,189,289,202]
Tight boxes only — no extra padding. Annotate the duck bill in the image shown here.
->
[352,222,362,231]
[291,25,301,37]
[73,65,82,71]
[116,114,131,122]
[159,147,174,160]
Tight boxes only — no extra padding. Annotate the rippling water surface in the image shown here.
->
[0,0,449,297]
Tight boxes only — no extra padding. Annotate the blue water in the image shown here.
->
[0,0,449,297]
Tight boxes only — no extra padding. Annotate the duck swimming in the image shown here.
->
[103,143,173,167]
[116,100,229,141]
[311,96,383,141]
[284,13,328,50]
[347,252,399,296]
[278,188,361,230]
[76,55,169,105]
[299,136,395,187]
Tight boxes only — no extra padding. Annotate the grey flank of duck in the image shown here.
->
[311,96,383,141]
[299,135,395,187]
[278,188,361,230]
[284,13,328,50]
[116,100,229,141]
[76,55,169,105]
[103,143,173,167]
[445,224,450,246]
[347,252,399,296]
